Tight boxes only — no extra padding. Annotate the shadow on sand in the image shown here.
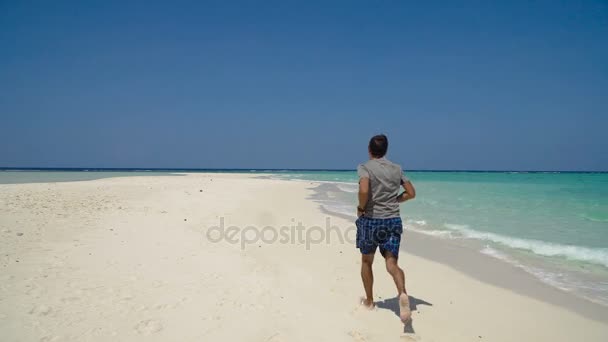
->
[375,295,433,334]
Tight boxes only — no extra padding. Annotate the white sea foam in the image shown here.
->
[480,245,512,261]
[406,221,608,269]
[314,180,358,186]
[579,213,608,223]
[270,177,357,187]
[445,224,608,268]
[408,227,454,238]
[320,203,356,218]
[480,245,569,288]
[336,183,358,193]
[403,220,453,237]
[480,245,608,305]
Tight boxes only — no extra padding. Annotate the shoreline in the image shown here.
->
[404,230,608,321]
[1,173,607,341]
[318,196,608,323]
[310,180,608,317]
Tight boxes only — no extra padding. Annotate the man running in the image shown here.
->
[356,134,416,323]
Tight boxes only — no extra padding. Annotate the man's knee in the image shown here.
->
[362,254,375,266]
[385,258,400,274]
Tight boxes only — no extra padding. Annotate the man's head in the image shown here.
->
[368,134,388,158]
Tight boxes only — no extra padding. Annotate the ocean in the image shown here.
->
[1,169,607,306]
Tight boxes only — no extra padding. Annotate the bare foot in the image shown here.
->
[360,297,375,309]
[399,293,411,323]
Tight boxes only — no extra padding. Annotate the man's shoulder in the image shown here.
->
[359,158,403,176]
[359,160,372,168]
[358,159,380,169]
[357,162,369,178]
[376,158,402,170]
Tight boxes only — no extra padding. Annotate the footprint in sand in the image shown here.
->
[29,305,51,316]
[60,296,80,303]
[266,332,286,342]
[400,334,421,341]
[154,303,168,310]
[351,298,376,314]
[134,319,163,335]
[348,330,366,342]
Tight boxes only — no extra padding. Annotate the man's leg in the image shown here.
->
[384,251,406,295]
[361,253,375,307]
[384,251,411,322]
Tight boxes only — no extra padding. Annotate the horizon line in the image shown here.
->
[1,167,606,173]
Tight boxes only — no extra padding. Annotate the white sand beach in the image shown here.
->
[1,173,607,341]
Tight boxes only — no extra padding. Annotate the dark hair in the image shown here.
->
[368,134,388,157]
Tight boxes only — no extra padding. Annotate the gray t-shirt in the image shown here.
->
[357,157,410,219]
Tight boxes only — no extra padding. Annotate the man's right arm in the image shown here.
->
[398,169,416,203]
[398,180,416,203]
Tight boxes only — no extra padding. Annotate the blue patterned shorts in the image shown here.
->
[356,216,403,257]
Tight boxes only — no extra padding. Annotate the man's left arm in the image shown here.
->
[357,165,370,217]
[358,177,370,216]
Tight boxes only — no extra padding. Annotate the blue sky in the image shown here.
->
[1,0,607,171]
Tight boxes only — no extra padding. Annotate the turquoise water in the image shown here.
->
[270,171,608,305]
[0,171,180,184]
